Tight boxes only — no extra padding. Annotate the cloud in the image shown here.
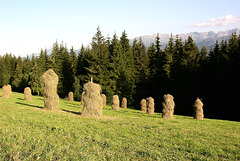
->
[187,14,240,27]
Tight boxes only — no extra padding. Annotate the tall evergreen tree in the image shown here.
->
[0,54,12,86]
[132,38,150,102]
[118,31,136,105]
[29,60,42,95]
[85,27,109,85]
[73,76,82,101]
[108,33,124,102]
[12,56,24,92]
[22,55,32,88]
[69,46,77,76]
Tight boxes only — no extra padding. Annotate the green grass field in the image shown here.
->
[0,89,239,160]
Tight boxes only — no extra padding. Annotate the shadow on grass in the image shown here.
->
[118,109,162,118]
[16,102,43,109]
[62,102,81,108]
[61,109,81,115]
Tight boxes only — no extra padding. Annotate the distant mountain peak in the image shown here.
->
[131,28,240,50]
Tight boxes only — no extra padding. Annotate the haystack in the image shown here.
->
[146,97,154,114]
[112,95,119,111]
[24,87,32,101]
[101,94,106,107]
[193,98,204,120]
[40,69,59,110]
[121,97,127,109]
[81,82,103,116]
[2,85,9,98]
[68,91,74,102]
[81,91,85,106]
[140,99,147,112]
[6,84,12,95]
[162,94,175,119]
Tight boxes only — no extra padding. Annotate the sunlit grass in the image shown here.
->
[0,89,239,160]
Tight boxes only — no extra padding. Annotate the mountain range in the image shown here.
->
[33,28,240,58]
[130,28,240,50]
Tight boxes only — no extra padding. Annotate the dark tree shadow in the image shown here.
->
[17,98,24,101]
[16,102,43,109]
[61,109,81,115]
[63,102,81,108]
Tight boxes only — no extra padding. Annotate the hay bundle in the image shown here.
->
[24,87,32,101]
[146,97,155,114]
[101,94,106,107]
[193,98,204,120]
[112,95,119,111]
[6,85,12,95]
[162,94,175,119]
[2,85,9,98]
[81,91,85,106]
[40,69,59,111]
[121,97,127,109]
[81,82,103,116]
[68,91,74,102]
[140,99,147,112]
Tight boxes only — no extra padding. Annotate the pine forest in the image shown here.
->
[1,27,240,121]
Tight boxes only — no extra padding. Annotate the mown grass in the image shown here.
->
[0,89,239,160]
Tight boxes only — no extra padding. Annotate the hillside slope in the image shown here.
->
[0,90,239,160]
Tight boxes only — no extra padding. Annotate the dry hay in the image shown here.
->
[112,95,119,111]
[40,69,59,111]
[2,85,9,98]
[162,94,175,119]
[6,85,12,95]
[24,87,32,101]
[81,82,103,117]
[81,91,85,106]
[121,97,127,109]
[193,98,204,120]
[68,91,74,102]
[101,94,106,107]
[146,97,155,114]
[140,99,147,112]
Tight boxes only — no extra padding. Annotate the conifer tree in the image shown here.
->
[69,46,77,76]
[12,56,23,92]
[0,54,12,85]
[22,56,32,87]
[85,27,111,98]
[0,57,10,86]
[73,76,82,101]
[118,31,136,105]
[29,61,42,95]
[132,37,150,100]
[199,45,207,63]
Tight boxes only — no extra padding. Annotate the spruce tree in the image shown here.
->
[118,31,136,105]
[0,54,12,85]
[199,45,207,63]
[108,33,123,94]
[69,46,77,76]
[132,37,150,102]
[12,56,23,92]
[85,26,109,85]
[22,55,32,87]
[73,76,82,101]
[29,60,42,95]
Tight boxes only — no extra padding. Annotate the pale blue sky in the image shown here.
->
[0,0,240,56]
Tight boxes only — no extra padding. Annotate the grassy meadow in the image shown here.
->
[0,89,239,160]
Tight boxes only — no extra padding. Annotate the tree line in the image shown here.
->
[0,27,239,121]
